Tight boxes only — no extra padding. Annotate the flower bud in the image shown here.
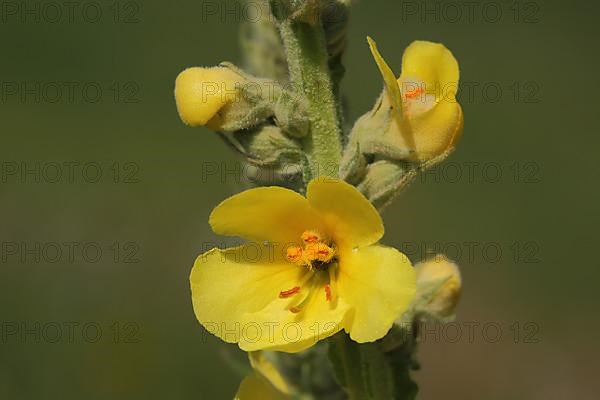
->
[414,255,461,318]
[392,40,464,161]
[174,66,246,129]
[344,37,464,165]
[355,159,418,210]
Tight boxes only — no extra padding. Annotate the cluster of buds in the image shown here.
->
[174,62,310,186]
[174,0,351,188]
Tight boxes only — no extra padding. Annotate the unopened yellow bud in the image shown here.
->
[415,255,461,317]
[174,66,245,129]
[396,41,463,161]
[365,37,464,162]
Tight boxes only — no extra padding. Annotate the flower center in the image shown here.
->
[286,230,336,270]
[278,230,338,313]
[399,76,437,117]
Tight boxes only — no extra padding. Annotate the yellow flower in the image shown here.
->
[368,37,464,161]
[174,66,245,130]
[190,177,416,353]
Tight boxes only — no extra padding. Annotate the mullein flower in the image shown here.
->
[365,37,464,162]
[190,177,416,353]
[341,37,464,208]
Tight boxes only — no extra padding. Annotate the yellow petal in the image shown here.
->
[399,41,459,99]
[409,100,463,161]
[235,374,288,400]
[190,244,304,345]
[248,352,292,396]
[338,245,415,342]
[209,186,323,244]
[306,177,383,250]
[174,67,244,127]
[398,41,463,161]
[239,272,350,353]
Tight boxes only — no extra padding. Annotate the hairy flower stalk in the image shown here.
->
[174,0,465,399]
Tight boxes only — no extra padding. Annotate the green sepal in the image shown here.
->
[339,142,367,184]
[273,90,310,138]
[356,160,418,210]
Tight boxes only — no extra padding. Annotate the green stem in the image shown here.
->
[329,333,370,400]
[329,331,419,400]
[279,18,343,181]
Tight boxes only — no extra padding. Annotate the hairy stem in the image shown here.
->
[279,18,343,181]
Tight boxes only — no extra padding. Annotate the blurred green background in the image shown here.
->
[1,0,598,399]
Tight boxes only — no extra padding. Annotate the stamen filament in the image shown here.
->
[287,272,317,313]
[327,265,338,304]
[279,286,300,298]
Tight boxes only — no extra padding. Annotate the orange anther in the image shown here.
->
[305,243,334,263]
[301,230,321,244]
[279,286,301,299]
[286,246,303,263]
[405,86,423,99]
[324,284,332,302]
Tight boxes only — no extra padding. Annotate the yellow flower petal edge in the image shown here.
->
[337,245,415,342]
[399,41,459,100]
[306,177,384,249]
[209,186,323,244]
[235,374,288,400]
[191,178,416,352]
[235,352,292,399]
[248,352,292,396]
[174,66,245,128]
